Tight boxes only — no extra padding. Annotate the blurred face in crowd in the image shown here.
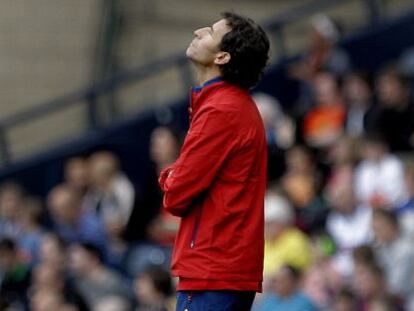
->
[265,220,287,241]
[0,185,23,220]
[360,140,387,162]
[353,265,384,300]
[150,127,180,168]
[376,73,409,108]
[47,186,80,225]
[39,234,66,267]
[89,152,119,190]
[68,245,97,276]
[273,266,299,298]
[371,213,398,244]
[32,263,63,291]
[30,288,64,311]
[0,247,16,272]
[286,146,313,174]
[314,72,341,106]
[329,183,355,214]
[343,73,371,106]
[64,157,89,191]
[328,136,355,166]
[186,18,231,67]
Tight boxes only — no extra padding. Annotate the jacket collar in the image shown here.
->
[190,77,227,116]
[192,76,223,93]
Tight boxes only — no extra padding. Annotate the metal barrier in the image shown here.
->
[0,0,385,166]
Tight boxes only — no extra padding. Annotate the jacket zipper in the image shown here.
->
[190,206,202,248]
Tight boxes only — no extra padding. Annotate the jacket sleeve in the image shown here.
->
[160,105,237,216]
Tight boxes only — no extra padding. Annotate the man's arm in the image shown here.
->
[159,105,236,216]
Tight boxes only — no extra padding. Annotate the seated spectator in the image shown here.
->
[342,71,373,138]
[68,243,133,309]
[395,161,414,238]
[84,151,135,235]
[354,135,407,209]
[331,287,357,311]
[64,156,90,197]
[126,126,182,248]
[253,265,318,311]
[302,71,346,148]
[371,208,414,302]
[253,92,295,182]
[38,233,67,269]
[303,233,342,309]
[365,64,414,152]
[30,262,88,311]
[352,261,403,311]
[47,184,106,249]
[0,182,25,240]
[326,171,373,277]
[17,197,45,266]
[0,238,31,309]
[289,14,351,113]
[134,266,174,311]
[263,191,311,277]
[281,145,327,232]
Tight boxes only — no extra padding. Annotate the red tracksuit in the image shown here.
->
[159,78,267,292]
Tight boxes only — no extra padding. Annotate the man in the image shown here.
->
[159,12,269,311]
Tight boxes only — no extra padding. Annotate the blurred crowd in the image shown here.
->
[1,14,414,311]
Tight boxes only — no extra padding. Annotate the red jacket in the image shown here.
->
[159,78,267,292]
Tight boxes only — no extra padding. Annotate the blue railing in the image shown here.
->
[0,0,384,166]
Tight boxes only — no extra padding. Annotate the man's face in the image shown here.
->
[186,18,231,66]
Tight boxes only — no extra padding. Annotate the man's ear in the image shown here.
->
[214,51,231,65]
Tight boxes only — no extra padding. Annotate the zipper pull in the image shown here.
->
[190,241,195,248]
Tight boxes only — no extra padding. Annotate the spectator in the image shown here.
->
[289,14,351,113]
[253,92,295,182]
[47,184,106,249]
[365,64,414,152]
[263,191,311,277]
[326,170,373,277]
[0,238,31,309]
[38,233,67,269]
[253,265,318,311]
[0,182,25,240]
[342,71,373,138]
[354,135,407,209]
[281,145,327,232]
[352,261,402,311]
[302,71,346,148]
[64,157,90,197]
[332,287,357,311]
[302,234,342,309]
[17,197,45,266]
[84,151,135,234]
[68,243,132,309]
[395,161,414,238]
[371,208,414,301]
[134,266,173,311]
[30,262,88,311]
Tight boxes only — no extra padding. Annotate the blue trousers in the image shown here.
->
[176,291,256,311]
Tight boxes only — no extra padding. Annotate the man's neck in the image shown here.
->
[194,65,222,86]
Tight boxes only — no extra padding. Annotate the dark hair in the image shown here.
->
[80,242,103,263]
[219,12,270,89]
[373,208,399,228]
[0,238,16,253]
[352,245,376,265]
[377,63,410,89]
